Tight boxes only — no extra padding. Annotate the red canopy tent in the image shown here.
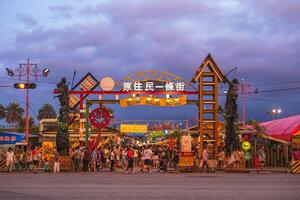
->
[260,115,300,142]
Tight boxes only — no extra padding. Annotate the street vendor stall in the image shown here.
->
[0,131,39,172]
[291,131,300,173]
[261,115,300,171]
[0,131,39,154]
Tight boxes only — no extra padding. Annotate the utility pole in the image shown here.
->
[241,79,245,128]
[6,58,49,144]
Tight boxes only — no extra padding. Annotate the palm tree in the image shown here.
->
[5,102,24,126]
[0,104,5,120]
[169,130,182,151]
[38,103,57,120]
[18,117,39,134]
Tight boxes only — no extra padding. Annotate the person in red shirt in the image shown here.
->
[31,147,39,173]
[127,146,134,174]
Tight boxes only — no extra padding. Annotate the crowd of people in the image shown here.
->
[2,146,42,173]
[2,144,266,173]
[2,145,181,173]
[69,145,180,174]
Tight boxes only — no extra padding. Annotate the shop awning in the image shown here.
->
[261,115,300,142]
[0,131,38,145]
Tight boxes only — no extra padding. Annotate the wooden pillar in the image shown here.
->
[198,76,203,157]
[192,54,225,160]
[214,74,219,157]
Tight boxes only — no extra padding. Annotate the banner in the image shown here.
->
[120,96,187,107]
[179,152,194,167]
[181,135,192,152]
[120,124,148,133]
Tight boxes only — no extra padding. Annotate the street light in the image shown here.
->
[277,109,282,114]
[269,106,282,120]
[6,68,15,77]
[5,58,49,144]
[42,68,50,77]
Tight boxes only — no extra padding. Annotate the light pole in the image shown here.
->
[268,106,282,120]
[6,58,49,144]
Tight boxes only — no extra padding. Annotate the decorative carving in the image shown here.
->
[54,77,70,156]
[223,78,240,156]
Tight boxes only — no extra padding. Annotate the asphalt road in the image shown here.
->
[0,172,299,200]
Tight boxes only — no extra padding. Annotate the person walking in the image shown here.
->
[143,146,153,172]
[82,148,91,172]
[172,148,180,171]
[31,147,39,173]
[110,148,116,172]
[74,147,81,172]
[6,147,15,173]
[200,146,209,173]
[127,146,134,174]
[122,147,128,171]
[53,151,60,173]
[259,145,266,174]
[91,148,97,172]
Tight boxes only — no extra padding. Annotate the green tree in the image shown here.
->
[169,130,182,150]
[17,117,39,134]
[38,103,57,120]
[248,119,266,137]
[0,104,5,120]
[5,102,24,126]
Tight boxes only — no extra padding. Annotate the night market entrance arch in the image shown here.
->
[66,54,225,157]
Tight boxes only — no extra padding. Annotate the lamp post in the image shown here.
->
[6,58,49,144]
[268,106,282,120]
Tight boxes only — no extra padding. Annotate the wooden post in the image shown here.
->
[214,74,219,157]
[199,77,203,157]
[192,54,225,160]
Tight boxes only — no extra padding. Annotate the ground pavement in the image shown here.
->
[0,172,299,200]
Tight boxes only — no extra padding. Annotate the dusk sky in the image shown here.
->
[1,0,300,124]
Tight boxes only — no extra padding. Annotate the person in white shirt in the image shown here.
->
[6,147,15,173]
[143,146,153,172]
[110,148,116,172]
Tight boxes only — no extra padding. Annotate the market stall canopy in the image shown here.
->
[0,131,39,145]
[260,115,300,142]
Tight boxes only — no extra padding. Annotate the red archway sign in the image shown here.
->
[89,107,111,129]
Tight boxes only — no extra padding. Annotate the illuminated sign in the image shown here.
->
[68,72,99,109]
[0,136,17,142]
[150,131,164,138]
[120,124,148,133]
[123,81,185,92]
[119,96,187,107]
[179,152,194,167]
[0,133,24,144]
[80,74,98,91]
[181,135,192,152]
[242,141,251,151]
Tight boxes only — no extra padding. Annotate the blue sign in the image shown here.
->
[0,132,25,145]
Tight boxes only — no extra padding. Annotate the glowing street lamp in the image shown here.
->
[269,106,282,120]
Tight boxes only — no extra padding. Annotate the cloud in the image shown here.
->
[49,5,76,18]
[16,13,37,26]
[249,0,300,22]
[1,0,300,121]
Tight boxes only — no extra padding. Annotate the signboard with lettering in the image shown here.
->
[120,124,148,133]
[123,81,185,92]
[242,141,251,151]
[179,152,194,167]
[0,132,25,145]
[181,135,192,152]
[119,96,186,107]
[68,72,99,110]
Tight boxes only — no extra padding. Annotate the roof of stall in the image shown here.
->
[260,115,300,142]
